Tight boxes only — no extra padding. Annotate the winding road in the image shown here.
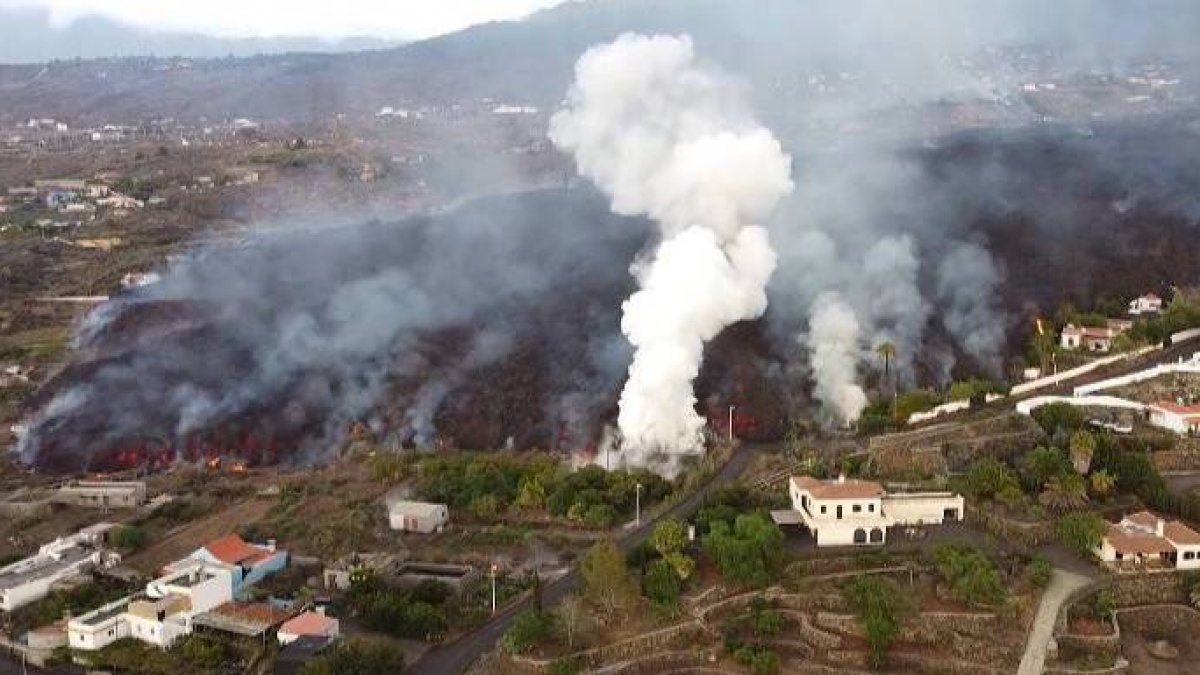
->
[408,446,755,675]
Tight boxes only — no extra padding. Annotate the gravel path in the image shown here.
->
[1018,568,1092,675]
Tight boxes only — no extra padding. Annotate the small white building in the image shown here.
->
[1129,293,1164,315]
[1096,510,1200,570]
[1148,401,1200,435]
[775,475,964,547]
[55,480,147,509]
[68,564,234,651]
[387,499,449,534]
[0,524,117,611]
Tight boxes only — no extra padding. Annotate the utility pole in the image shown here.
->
[728,406,736,442]
[490,563,498,615]
[635,482,642,527]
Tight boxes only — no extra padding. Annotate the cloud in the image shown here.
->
[0,0,571,40]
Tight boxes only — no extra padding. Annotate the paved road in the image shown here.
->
[1017,568,1092,675]
[409,446,756,675]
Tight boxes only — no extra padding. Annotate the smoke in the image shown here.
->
[549,33,792,472]
[807,293,868,425]
[937,242,1007,375]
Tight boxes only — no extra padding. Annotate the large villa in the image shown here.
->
[773,475,965,547]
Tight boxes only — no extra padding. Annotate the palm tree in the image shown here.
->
[875,341,897,378]
[1089,470,1116,500]
[1039,475,1089,513]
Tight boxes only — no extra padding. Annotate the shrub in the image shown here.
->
[702,514,784,587]
[1033,403,1085,437]
[1028,557,1053,588]
[754,609,785,637]
[843,576,911,669]
[301,637,405,675]
[1058,512,1107,557]
[109,525,149,553]
[931,543,1006,606]
[963,458,1021,498]
[642,558,682,611]
[501,610,557,655]
[1094,590,1116,619]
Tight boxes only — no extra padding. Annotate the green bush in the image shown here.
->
[109,525,149,553]
[301,637,405,675]
[931,543,1006,606]
[1028,557,1053,588]
[501,610,557,655]
[843,576,911,669]
[702,514,784,587]
[642,558,682,611]
[1058,512,1107,557]
[1032,403,1086,437]
[1094,589,1116,619]
[963,458,1021,498]
[754,608,785,637]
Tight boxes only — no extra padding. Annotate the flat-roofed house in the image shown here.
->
[69,564,234,652]
[775,475,964,547]
[1097,510,1200,570]
[387,499,449,534]
[0,523,117,611]
[55,480,147,509]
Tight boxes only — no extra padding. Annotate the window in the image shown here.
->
[868,504,875,512]
[820,505,826,514]
[853,504,862,513]
[1186,551,1196,561]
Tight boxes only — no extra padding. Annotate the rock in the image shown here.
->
[1148,639,1179,660]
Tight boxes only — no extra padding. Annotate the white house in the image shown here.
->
[775,475,964,547]
[387,499,449,534]
[0,524,117,611]
[1148,401,1200,435]
[68,564,234,651]
[1060,324,1121,352]
[1096,510,1200,570]
[1129,293,1164,315]
[55,480,147,509]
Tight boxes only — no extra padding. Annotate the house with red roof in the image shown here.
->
[1096,510,1200,570]
[773,475,964,547]
[1129,292,1164,316]
[1148,401,1200,435]
[1060,323,1122,353]
[165,533,288,598]
[277,610,340,646]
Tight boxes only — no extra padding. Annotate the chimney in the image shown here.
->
[1156,518,1165,537]
[837,474,846,484]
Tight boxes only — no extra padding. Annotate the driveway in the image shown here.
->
[1017,568,1092,675]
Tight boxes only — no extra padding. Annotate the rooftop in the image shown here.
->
[0,545,93,591]
[1150,401,1200,417]
[279,611,337,637]
[194,601,295,636]
[791,476,885,500]
[387,499,447,518]
[204,534,273,567]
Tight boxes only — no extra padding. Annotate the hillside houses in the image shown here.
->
[1097,510,1200,570]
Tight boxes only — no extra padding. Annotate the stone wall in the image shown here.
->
[1054,614,1121,665]
[966,503,1054,550]
[1116,604,1200,636]
[1044,659,1129,675]
[1109,571,1188,607]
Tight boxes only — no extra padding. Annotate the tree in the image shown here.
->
[501,610,557,655]
[557,595,588,649]
[1069,430,1097,474]
[642,558,682,612]
[875,341,897,378]
[1058,512,1107,557]
[580,539,639,616]
[301,637,405,675]
[1032,403,1085,437]
[931,543,1006,606]
[1027,557,1053,588]
[1089,470,1116,499]
[651,519,695,580]
[843,576,911,669]
[1022,446,1074,492]
[963,458,1021,498]
[1039,474,1089,513]
[516,476,548,511]
[702,514,785,587]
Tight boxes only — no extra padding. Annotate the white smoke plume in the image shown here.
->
[807,293,868,425]
[549,33,793,472]
[937,242,1006,375]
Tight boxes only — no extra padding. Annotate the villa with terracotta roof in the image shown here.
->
[164,533,288,598]
[773,475,964,547]
[1096,510,1200,570]
[1060,323,1127,353]
[1147,401,1200,435]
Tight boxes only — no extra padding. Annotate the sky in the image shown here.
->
[0,0,573,41]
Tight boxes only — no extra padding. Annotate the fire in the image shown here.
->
[206,456,221,471]
[231,462,248,474]
[1035,317,1045,336]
